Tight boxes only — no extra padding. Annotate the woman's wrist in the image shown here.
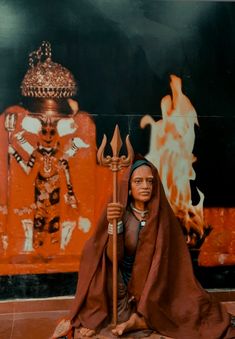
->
[108,220,123,235]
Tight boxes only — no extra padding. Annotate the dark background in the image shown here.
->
[0,0,235,295]
[1,0,235,206]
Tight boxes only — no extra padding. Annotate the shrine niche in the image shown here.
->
[0,42,111,275]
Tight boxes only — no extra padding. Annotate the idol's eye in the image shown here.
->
[41,129,47,135]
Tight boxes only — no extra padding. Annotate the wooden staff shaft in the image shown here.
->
[112,170,118,326]
[97,125,134,327]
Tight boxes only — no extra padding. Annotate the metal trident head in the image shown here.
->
[5,113,17,134]
[97,125,134,171]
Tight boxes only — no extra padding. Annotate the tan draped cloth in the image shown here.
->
[69,157,235,339]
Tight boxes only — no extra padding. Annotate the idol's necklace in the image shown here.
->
[130,203,149,219]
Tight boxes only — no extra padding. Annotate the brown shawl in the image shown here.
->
[69,157,234,339]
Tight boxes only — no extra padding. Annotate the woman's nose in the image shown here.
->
[142,180,148,188]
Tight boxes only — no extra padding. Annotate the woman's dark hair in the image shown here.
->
[129,159,151,178]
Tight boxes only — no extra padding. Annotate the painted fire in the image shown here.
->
[141,75,211,248]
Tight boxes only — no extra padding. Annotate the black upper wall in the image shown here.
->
[0,0,235,206]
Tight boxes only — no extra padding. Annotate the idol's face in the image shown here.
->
[40,125,58,147]
[130,165,153,204]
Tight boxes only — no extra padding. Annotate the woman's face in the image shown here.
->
[130,165,154,204]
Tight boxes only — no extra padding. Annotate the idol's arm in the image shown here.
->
[8,145,35,175]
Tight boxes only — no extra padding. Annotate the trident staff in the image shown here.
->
[97,124,134,326]
[3,112,17,252]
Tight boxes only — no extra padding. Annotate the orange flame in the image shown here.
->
[141,75,205,245]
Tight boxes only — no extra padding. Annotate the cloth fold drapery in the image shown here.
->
[69,155,235,339]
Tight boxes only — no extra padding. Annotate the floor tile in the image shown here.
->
[11,310,67,339]
[0,297,234,339]
[0,314,14,339]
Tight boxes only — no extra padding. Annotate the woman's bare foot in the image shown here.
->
[79,327,96,337]
[112,312,148,336]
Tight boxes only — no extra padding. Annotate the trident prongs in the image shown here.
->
[5,113,17,135]
[119,134,134,167]
[97,134,112,167]
[97,125,134,171]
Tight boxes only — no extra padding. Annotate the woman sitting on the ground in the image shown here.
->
[52,157,235,339]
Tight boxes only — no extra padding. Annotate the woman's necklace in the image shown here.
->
[130,203,149,219]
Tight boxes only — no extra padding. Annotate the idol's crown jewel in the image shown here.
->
[21,41,77,98]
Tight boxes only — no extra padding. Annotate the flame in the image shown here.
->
[141,75,206,246]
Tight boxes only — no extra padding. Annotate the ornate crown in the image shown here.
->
[21,41,77,98]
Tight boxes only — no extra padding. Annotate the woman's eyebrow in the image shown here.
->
[132,176,154,179]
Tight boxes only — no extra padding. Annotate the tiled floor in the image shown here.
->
[0,296,235,339]
[0,297,71,339]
